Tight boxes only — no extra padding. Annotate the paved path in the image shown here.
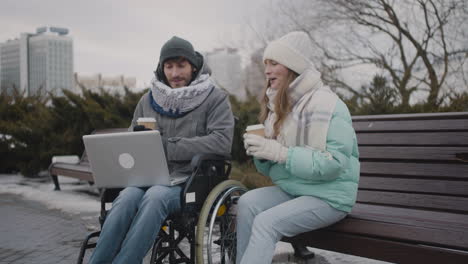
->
[0,193,90,264]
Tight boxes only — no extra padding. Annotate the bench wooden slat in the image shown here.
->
[352,112,468,121]
[287,112,468,263]
[359,176,468,196]
[353,119,468,132]
[350,204,468,231]
[50,163,93,182]
[357,190,468,212]
[52,162,92,172]
[359,146,468,161]
[356,132,468,146]
[286,230,468,264]
[328,218,468,250]
[360,161,468,179]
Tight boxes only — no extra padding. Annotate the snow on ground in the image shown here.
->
[0,174,100,216]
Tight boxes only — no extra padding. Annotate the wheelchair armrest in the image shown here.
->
[96,188,124,226]
[180,154,231,211]
[101,188,123,202]
[190,153,231,171]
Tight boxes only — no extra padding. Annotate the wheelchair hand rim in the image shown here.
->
[207,186,247,264]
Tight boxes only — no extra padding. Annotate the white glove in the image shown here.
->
[243,133,289,163]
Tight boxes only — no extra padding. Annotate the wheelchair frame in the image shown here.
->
[77,153,248,264]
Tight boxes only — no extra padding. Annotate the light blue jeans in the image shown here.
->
[89,185,182,264]
[236,186,347,264]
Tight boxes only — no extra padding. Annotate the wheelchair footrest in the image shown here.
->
[85,243,97,249]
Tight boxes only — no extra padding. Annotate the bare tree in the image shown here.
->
[248,0,468,107]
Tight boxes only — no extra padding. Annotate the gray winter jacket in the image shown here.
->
[129,71,234,178]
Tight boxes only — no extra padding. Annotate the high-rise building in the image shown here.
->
[0,26,73,96]
[0,36,23,95]
[205,48,246,101]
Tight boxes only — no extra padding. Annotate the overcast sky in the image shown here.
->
[0,0,268,88]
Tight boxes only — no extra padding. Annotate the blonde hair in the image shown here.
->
[259,70,298,138]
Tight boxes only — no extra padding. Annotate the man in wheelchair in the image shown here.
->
[87,36,236,264]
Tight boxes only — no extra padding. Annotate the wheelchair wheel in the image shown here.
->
[150,237,167,263]
[195,180,248,264]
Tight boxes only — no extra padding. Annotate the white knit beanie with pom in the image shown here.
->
[263,31,316,75]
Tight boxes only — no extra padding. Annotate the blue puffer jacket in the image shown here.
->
[254,99,359,213]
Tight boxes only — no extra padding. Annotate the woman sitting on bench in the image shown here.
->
[237,31,360,264]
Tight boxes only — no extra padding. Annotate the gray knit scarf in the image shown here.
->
[150,74,214,117]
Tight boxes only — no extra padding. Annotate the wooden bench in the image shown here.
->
[284,112,468,264]
[49,128,128,190]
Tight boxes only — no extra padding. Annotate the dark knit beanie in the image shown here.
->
[159,36,201,69]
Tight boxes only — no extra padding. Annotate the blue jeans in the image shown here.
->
[89,185,182,264]
[236,186,347,264]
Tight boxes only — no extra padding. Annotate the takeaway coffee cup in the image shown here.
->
[137,117,157,130]
[245,124,265,137]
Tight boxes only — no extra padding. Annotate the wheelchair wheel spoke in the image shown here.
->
[195,180,247,264]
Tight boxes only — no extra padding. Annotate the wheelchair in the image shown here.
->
[77,153,248,264]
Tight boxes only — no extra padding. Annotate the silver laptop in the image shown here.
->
[83,130,187,188]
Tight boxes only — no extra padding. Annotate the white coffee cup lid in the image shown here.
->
[137,117,156,122]
[246,124,265,131]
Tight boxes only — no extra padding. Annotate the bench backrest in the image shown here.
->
[80,128,129,163]
[352,112,468,214]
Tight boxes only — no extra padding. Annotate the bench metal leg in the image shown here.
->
[292,243,315,260]
[50,174,61,191]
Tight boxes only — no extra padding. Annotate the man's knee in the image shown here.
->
[111,187,145,216]
[144,185,177,199]
[141,185,180,210]
[115,187,145,207]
